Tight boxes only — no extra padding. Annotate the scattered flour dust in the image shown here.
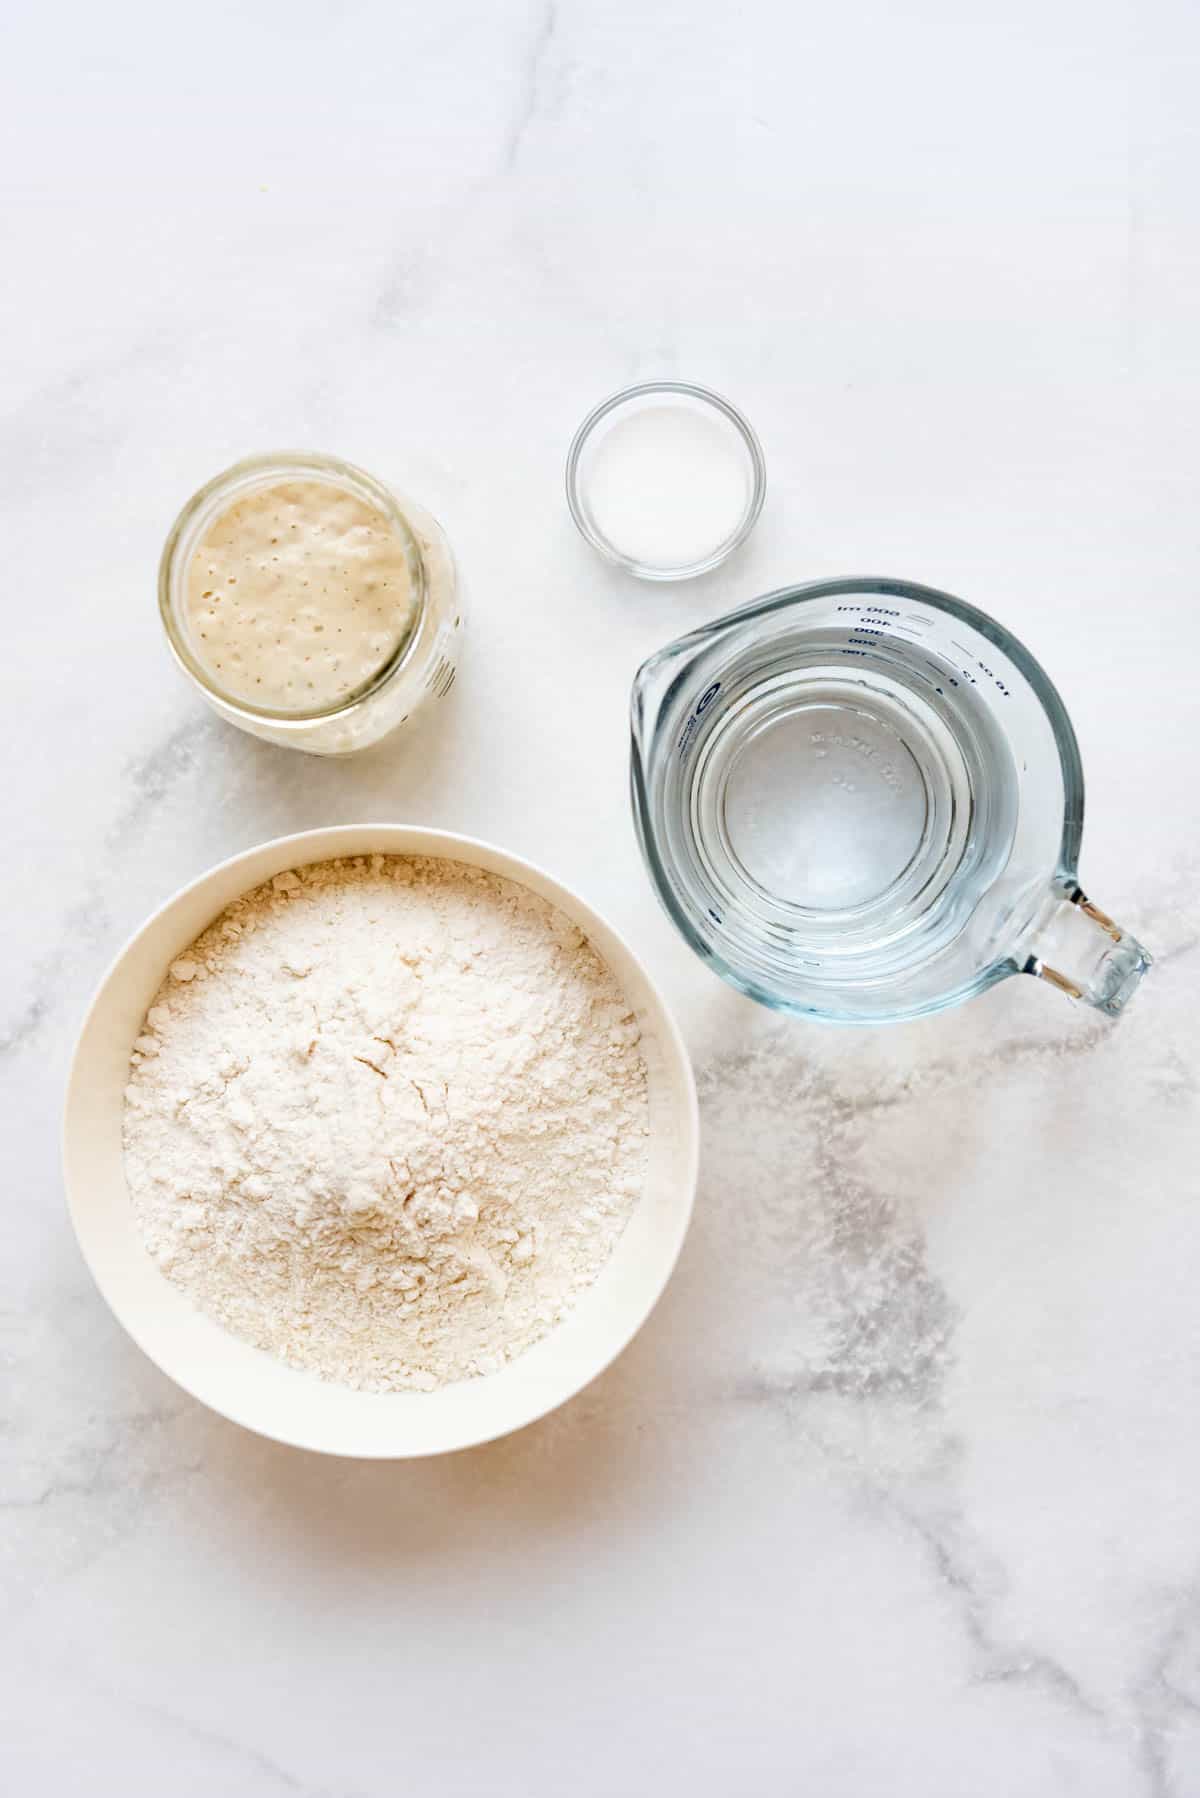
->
[122,855,649,1392]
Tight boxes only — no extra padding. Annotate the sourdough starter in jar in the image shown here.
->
[160,454,462,754]
[185,480,419,711]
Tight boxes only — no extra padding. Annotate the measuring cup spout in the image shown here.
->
[1024,884,1152,1017]
[632,633,703,746]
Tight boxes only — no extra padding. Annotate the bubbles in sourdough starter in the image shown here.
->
[184,479,419,711]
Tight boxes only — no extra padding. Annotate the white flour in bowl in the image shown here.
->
[122,855,649,1392]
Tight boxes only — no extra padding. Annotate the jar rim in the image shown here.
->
[158,451,429,724]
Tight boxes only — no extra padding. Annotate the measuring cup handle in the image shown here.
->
[1024,884,1152,1017]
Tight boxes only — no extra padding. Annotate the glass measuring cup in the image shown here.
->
[631,576,1151,1023]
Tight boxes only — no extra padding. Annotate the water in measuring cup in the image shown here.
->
[683,627,1021,979]
[721,695,930,908]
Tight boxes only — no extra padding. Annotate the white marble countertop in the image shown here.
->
[5,2,1199,1792]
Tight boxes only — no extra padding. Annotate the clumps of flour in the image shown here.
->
[122,855,649,1392]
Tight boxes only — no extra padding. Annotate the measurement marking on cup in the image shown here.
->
[946,641,1011,696]
[677,682,722,759]
[812,729,902,791]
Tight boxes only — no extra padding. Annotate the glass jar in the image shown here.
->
[159,452,462,754]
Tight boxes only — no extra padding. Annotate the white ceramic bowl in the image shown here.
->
[63,825,698,1458]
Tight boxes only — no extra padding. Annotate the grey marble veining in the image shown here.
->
[4,1,1200,1792]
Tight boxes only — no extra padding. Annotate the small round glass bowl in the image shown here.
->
[565,381,766,581]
